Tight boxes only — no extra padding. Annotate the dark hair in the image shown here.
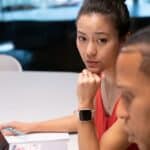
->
[76,0,130,39]
[124,26,150,46]
[122,26,150,77]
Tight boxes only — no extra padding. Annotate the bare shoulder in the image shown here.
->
[100,119,129,150]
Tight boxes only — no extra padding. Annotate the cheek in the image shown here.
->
[129,100,150,140]
[100,47,118,67]
[105,41,119,58]
[76,41,83,56]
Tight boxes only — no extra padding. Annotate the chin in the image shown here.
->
[136,137,150,150]
[88,68,101,75]
[86,67,103,75]
[138,143,148,150]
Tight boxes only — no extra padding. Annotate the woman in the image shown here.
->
[76,0,138,149]
[0,0,138,149]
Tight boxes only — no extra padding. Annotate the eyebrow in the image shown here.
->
[117,84,135,95]
[95,32,109,36]
[77,31,86,35]
[77,30,108,36]
[117,85,130,91]
[116,84,124,89]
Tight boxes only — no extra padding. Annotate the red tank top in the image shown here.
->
[94,90,139,150]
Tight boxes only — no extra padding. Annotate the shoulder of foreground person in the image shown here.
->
[100,118,130,150]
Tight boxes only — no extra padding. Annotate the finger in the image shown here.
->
[1,129,14,136]
[93,74,101,85]
[0,123,10,130]
[78,72,87,85]
[82,69,88,73]
[1,121,18,130]
[82,69,89,76]
[86,72,98,83]
[2,123,13,129]
[78,72,86,81]
[87,73,95,83]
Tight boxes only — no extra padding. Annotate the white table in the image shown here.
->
[0,71,79,150]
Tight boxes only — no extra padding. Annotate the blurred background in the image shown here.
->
[0,0,149,72]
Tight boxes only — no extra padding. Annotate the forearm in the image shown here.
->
[29,114,77,133]
[76,70,101,150]
[100,119,130,150]
[77,120,99,150]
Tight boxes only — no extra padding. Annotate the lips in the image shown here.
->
[86,60,99,67]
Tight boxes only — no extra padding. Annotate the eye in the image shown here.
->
[122,94,132,102]
[120,94,131,110]
[77,35,87,42]
[97,38,107,44]
[121,92,134,106]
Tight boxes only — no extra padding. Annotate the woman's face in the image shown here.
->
[76,13,122,74]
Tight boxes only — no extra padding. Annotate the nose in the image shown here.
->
[117,99,129,121]
[86,41,97,57]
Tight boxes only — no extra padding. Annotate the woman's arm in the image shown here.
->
[77,119,99,150]
[0,114,77,134]
[32,114,78,133]
[77,69,101,150]
[100,119,130,150]
[77,118,130,150]
[76,70,130,150]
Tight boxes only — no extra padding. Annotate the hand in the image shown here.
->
[77,69,101,109]
[0,121,34,136]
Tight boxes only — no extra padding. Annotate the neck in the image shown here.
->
[101,66,119,115]
[103,66,116,84]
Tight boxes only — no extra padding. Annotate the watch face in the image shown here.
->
[79,109,92,121]
[0,132,9,150]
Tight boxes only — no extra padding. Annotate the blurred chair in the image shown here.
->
[0,42,33,70]
[0,54,22,71]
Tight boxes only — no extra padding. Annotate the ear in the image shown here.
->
[125,32,131,41]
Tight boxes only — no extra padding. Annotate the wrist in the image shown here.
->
[76,108,95,122]
[78,102,94,110]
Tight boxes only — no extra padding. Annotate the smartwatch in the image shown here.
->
[79,109,93,121]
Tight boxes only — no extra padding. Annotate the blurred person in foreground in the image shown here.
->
[117,26,150,150]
